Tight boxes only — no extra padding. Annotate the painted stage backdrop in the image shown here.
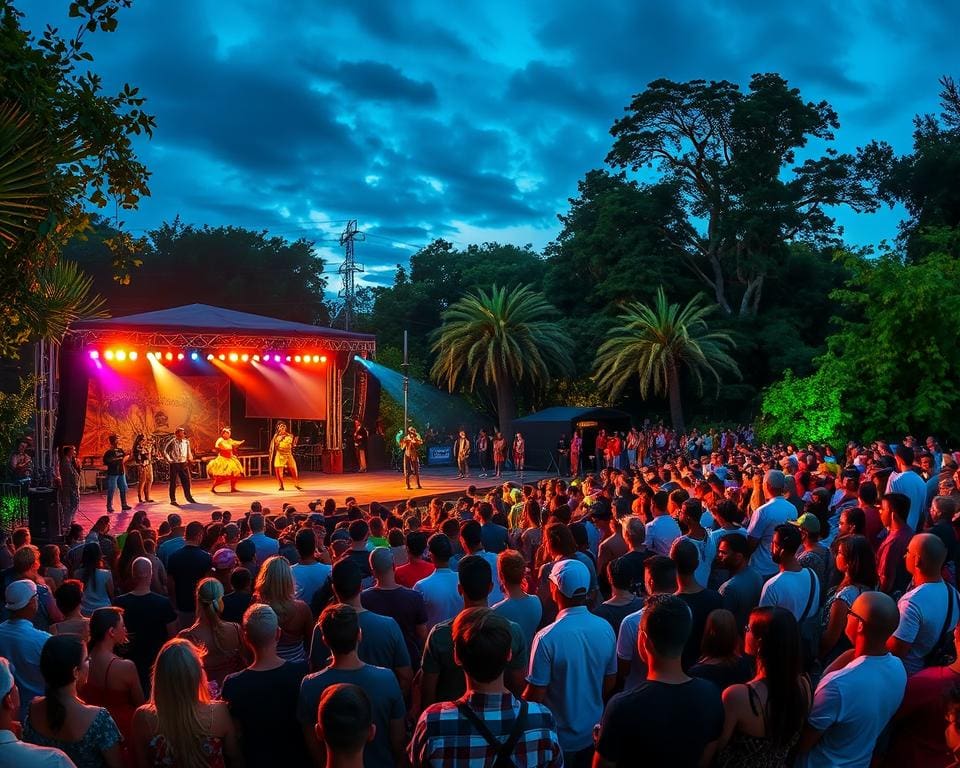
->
[79,371,229,461]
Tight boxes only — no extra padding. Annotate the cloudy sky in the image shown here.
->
[27,1,960,290]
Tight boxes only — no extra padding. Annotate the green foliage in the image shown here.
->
[0,0,153,356]
[66,218,330,325]
[0,375,35,462]
[756,368,844,445]
[592,288,740,431]
[430,284,572,433]
[607,74,876,316]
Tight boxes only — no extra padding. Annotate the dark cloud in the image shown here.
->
[20,0,958,285]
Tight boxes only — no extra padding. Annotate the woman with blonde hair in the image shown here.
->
[253,555,312,662]
[130,639,242,768]
[177,578,247,690]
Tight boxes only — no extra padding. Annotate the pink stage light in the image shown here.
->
[177,352,185,361]
[285,355,292,362]
[89,350,99,360]
[273,355,281,362]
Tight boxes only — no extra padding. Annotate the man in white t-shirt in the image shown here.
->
[615,555,676,692]
[889,533,960,676]
[759,524,820,622]
[645,491,681,557]
[290,528,332,606]
[797,591,906,768]
[747,470,797,578]
[886,444,929,531]
[413,534,461,630]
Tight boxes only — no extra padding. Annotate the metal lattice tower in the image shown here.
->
[337,220,365,331]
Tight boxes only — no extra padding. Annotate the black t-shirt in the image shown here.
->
[360,585,427,669]
[222,661,310,765]
[102,448,126,476]
[115,591,177,693]
[616,550,652,596]
[222,591,253,624]
[677,589,724,671]
[592,597,644,636]
[689,655,755,690]
[166,545,213,612]
[596,678,724,767]
[342,549,373,581]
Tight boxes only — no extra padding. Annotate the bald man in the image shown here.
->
[798,591,907,767]
[888,533,960,676]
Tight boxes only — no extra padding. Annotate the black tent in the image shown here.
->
[512,406,632,472]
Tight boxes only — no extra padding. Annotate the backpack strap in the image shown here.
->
[456,699,528,767]
[800,568,817,622]
[937,582,956,649]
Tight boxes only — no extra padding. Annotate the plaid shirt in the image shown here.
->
[410,691,563,767]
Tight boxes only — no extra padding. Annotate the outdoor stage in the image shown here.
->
[75,467,554,533]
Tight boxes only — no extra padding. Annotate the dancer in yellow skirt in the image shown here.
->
[208,427,245,493]
[270,422,301,490]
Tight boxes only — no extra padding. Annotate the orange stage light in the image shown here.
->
[320,355,327,363]
[294,355,302,363]
[229,352,239,362]
[312,355,320,363]
[252,354,260,362]
[104,350,115,360]
[165,352,173,361]
[116,350,127,361]
[241,353,249,362]
[207,354,214,361]
[218,353,226,361]
[129,351,139,361]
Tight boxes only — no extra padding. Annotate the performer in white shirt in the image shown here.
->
[163,427,196,506]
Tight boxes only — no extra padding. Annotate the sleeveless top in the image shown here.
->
[81,657,136,744]
[149,733,225,768]
[715,682,806,768]
[179,622,246,687]
[23,706,121,768]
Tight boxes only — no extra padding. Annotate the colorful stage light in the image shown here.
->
[104,350,115,361]
[177,352,185,361]
[320,355,327,363]
[191,352,200,361]
[218,353,226,361]
[285,355,292,362]
[89,350,99,360]
[294,355,302,363]
[129,351,138,361]
[312,355,320,363]
[165,352,173,361]
[229,352,239,362]
[207,353,214,361]
[273,355,281,362]
[241,353,249,362]
[303,355,311,364]
[252,354,260,362]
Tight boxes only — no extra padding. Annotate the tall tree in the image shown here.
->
[606,74,875,316]
[430,285,572,436]
[858,75,960,261]
[592,288,740,432]
[66,218,329,324]
[0,0,154,356]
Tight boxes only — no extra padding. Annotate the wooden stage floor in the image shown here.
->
[76,467,554,533]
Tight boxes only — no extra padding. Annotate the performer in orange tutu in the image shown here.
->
[207,427,245,493]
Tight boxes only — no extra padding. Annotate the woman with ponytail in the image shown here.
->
[177,578,247,690]
[23,634,122,767]
[715,606,812,766]
[80,607,145,749]
[130,638,242,767]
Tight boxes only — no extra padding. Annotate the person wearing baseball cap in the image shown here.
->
[0,580,50,720]
[526,558,617,762]
[0,655,75,765]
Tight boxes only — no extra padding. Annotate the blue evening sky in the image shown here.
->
[26,1,960,290]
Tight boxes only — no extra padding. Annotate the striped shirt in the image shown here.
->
[410,692,562,768]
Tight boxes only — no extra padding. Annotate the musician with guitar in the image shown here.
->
[164,427,197,506]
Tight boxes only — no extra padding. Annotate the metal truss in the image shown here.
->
[65,329,376,354]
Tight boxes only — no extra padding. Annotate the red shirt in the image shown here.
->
[396,558,435,588]
[884,665,960,767]
[861,503,884,550]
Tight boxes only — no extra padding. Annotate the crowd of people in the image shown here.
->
[1,431,960,766]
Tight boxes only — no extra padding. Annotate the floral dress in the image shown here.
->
[24,706,121,768]
[150,734,225,767]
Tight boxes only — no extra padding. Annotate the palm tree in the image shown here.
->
[431,285,573,436]
[593,287,740,432]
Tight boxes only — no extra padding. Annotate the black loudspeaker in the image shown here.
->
[28,487,59,544]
